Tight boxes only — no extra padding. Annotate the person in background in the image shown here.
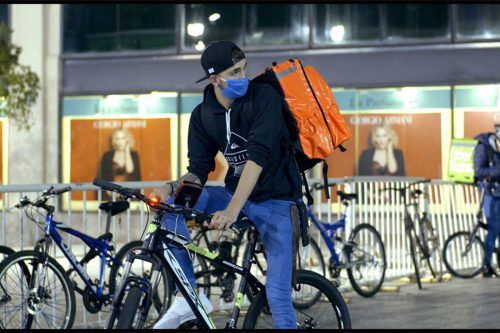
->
[474,123,500,277]
[358,124,406,176]
[98,128,141,200]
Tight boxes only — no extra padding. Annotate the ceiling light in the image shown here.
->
[329,25,345,43]
[187,23,205,37]
[209,13,221,22]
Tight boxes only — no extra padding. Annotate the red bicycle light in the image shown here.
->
[150,196,160,206]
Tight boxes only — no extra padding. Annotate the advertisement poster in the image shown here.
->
[326,112,443,180]
[454,85,500,139]
[447,139,478,184]
[464,111,500,138]
[64,117,175,201]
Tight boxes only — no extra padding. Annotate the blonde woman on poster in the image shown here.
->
[358,124,406,176]
[98,128,141,189]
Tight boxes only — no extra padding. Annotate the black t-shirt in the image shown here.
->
[186,82,302,202]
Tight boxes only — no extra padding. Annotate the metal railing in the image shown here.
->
[0,177,487,327]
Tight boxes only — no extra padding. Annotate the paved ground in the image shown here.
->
[345,276,500,329]
[75,275,500,329]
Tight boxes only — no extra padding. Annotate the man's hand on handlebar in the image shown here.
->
[209,209,238,230]
[150,183,174,203]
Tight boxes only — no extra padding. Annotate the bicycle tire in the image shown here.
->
[442,231,485,278]
[0,245,14,263]
[116,286,143,329]
[0,250,76,329]
[243,269,351,329]
[346,223,386,297]
[109,241,173,325]
[407,225,422,289]
[300,238,326,276]
[420,216,443,281]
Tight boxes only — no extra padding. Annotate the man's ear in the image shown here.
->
[208,75,218,87]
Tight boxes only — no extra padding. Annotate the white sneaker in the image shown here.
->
[153,293,213,329]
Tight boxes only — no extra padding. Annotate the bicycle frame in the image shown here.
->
[39,211,120,299]
[110,214,265,330]
[307,205,347,267]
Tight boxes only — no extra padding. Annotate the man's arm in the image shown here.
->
[151,172,201,202]
[210,160,262,229]
[474,143,498,180]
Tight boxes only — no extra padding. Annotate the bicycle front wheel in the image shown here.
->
[243,270,351,329]
[0,250,76,329]
[116,286,144,329]
[346,223,387,297]
[420,216,443,281]
[109,241,173,328]
[300,239,326,276]
[407,225,422,289]
[443,231,485,278]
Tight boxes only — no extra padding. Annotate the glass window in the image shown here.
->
[184,4,243,52]
[63,4,176,53]
[314,4,380,45]
[456,4,500,39]
[119,4,176,51]
[0,4,8,25]
[385,4,449,41]
[244,4,308,47]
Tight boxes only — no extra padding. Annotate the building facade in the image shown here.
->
[4,4,500,187]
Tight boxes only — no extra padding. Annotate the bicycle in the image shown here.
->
[0,186,172,329]
[442,182,500,278]
[380,179,443,289]
[294,183,387,298]
[93,179,351,329]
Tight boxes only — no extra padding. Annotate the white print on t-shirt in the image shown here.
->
[224,132,248,177]
[224,108,248,177]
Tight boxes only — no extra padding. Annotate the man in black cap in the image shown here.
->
[151,41,302,329]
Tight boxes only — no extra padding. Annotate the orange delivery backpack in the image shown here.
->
[250,58,351,204]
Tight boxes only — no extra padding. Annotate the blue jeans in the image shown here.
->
[484,195,500,267]
[161,186,297,329]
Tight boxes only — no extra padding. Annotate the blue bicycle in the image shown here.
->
[0,186,172,329]
[303,183,387,297]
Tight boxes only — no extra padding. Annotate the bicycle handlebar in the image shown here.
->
[92,178,213,224]
[308,182,337,193]
[379,179,431,194]
[15,186,73,210]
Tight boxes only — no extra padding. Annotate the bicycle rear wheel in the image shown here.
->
[346,223,386,297]
[443,231,485,278]
[0,250,75,329]
[243,270,351,329]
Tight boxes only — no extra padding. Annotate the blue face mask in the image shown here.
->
[220,77,249,100]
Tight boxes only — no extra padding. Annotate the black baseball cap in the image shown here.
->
[195,41,246,83]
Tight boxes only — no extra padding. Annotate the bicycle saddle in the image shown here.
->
[337,191,358,201]
[98,201,130,216]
